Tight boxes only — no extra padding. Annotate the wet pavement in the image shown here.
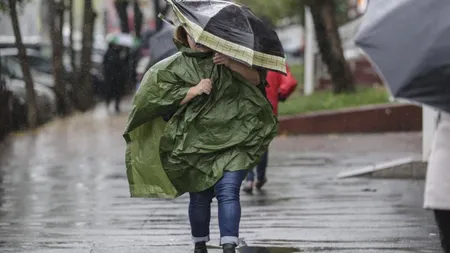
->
[0,104,442,253]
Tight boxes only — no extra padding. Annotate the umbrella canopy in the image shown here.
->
[163,0,286,74]
[355,0,450,113]
[148,24,178,67]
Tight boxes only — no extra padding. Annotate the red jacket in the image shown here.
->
[265,66,298,116]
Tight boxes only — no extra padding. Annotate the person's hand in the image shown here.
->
[213,53,232,67]
[278,93,288,102]
[192,78,213,96]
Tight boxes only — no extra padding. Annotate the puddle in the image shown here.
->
[207,246,300,253]
[239,247,300,253]
[271,156,333,167]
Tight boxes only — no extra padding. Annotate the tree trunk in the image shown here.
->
[67,0,79,103]
[133,0,143,38]
[50,0,71,115]
[68,0,76,72]
[0,78,12,139]
[74,0,96,111]
[8,0,39,128]
[307,0,355,93]
[115,0,129,33]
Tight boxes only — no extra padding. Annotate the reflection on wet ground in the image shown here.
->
[239,246,298,253]
[0,106,442,252]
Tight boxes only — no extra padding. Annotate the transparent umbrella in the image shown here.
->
[106,33,139,48]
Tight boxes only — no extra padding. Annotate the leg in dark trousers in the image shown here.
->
[243,151,269,193]
[114,81,125,113]
[435,209,450,253]
[105,85,113,108]
[215,170,248,246]
[256,151,269,182]
[254,151,268,190]
[108,82,123,113]
[189,188,214,244]
[105,79,116,109]
[115,91,122,113]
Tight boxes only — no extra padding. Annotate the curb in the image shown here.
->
[278,103,422,135]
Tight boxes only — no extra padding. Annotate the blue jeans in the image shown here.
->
[189,170,247,246]
[246,151,268,182]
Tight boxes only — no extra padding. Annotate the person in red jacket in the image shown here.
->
[243,65,298,194]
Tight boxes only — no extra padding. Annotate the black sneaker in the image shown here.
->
[255,178,267,190]
[223,243,236,253]
[242,181,253,194]
[194,242,208,253]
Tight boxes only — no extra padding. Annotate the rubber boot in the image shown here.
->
[223,243,236,253]
[194,242,208,253]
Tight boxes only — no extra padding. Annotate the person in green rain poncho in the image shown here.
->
[123,26,278,253]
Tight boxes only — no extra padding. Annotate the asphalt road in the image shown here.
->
[0,106,441,253]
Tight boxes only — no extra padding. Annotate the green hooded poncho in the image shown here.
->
[124,37,278,198]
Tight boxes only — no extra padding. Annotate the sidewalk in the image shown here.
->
[0,105,441,253]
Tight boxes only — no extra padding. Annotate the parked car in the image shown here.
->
[0,49,57,128]
[0,49,55,89]
[2,75,56,129]
[38,45,106,98]
[39,43,106,76]
[0,36,41,51]
[0,47,106,99]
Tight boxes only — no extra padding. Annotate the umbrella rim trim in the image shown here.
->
[357,48,396,95]
[166,0,287,74]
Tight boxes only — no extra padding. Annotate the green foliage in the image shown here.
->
[236,0,351,25]
[0,0,7,11]
[0,0,29,13]
[334,0,352,24]
[279,86,390,116]
[237,0,304,23]
[0,0,10,12]
[290,64,304,87]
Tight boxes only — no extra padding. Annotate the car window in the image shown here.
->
[1,57,23,78]
[39,46,53,59]
[0,57,6,70]
[0,58,8,76]
[25,55,54,73]
[27,55,49,67]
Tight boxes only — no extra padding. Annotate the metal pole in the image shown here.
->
[304,6,315,96]
[422,106,438,161]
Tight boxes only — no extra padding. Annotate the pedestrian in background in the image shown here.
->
[103,43,128,113]
[243,65,297,194]
[243,16,298,194]
[424,111,450,253]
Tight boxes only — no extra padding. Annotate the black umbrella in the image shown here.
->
[163,0,286,74]
[355,0,450,113]
[148,24,178,68]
